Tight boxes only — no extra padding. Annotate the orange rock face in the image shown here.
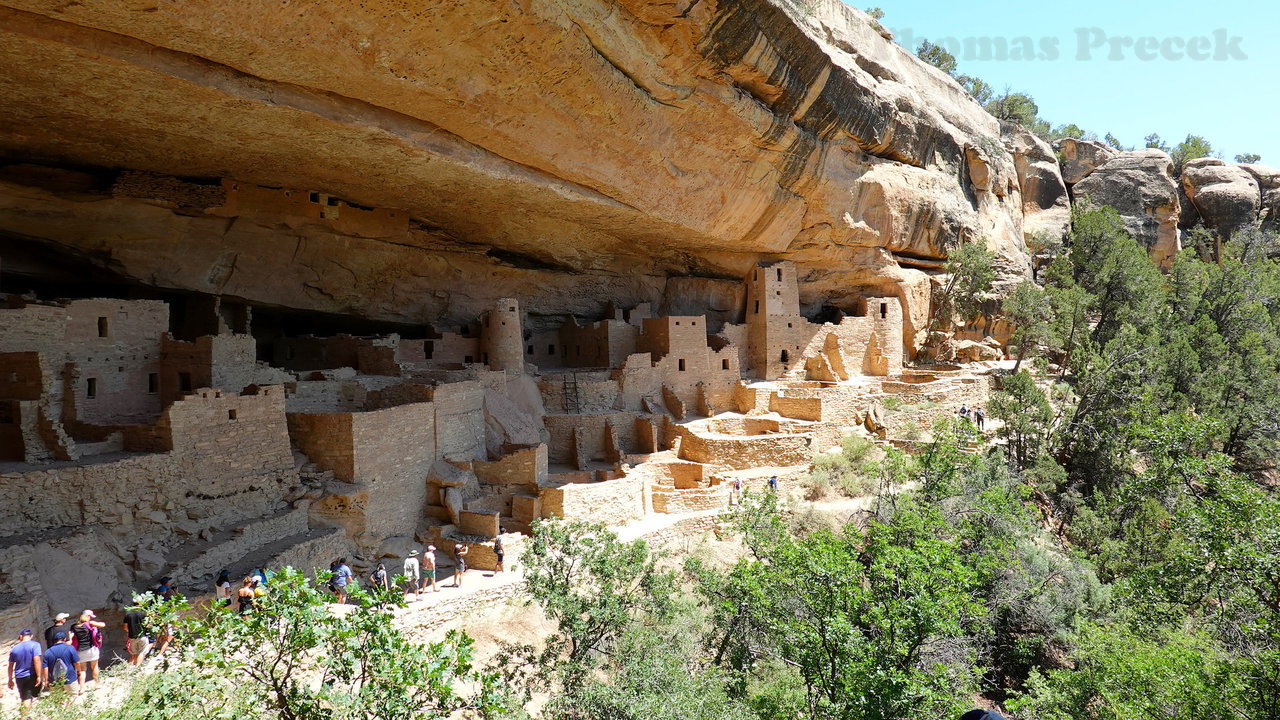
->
[0,0,1061,348]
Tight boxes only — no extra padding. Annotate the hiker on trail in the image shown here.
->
[958,404,970,419]
[423,545,440,593]
[768,475,778,492]
[493,536,505,574]
[44,612,70,649]
[215,570,233,607]
[237,576,256,614]
[122,605,150,666]
[331,558,354,604]
[974,406,986,431]
[154,576,176,601]
[71,610,104,689]
[42,630,80,698]
[370,563,388,591]
[403,550,422,599]
[7,628,43,707]
[252,567,271,586]
[453,543,469,588]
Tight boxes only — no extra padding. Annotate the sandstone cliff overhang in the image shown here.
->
[0,0,1056,349]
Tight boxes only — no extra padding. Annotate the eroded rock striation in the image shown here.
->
[0,0,1061,350]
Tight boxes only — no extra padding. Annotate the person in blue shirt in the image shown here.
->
[331,558,354,604]
[7,628,44,708]
[41,630,80,698]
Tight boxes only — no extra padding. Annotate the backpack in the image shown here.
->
[89,624,103,648]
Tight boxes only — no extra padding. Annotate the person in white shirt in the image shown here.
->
[215,570,233,607]
[403,550,421,600]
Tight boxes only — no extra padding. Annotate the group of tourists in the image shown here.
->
[958,403,986,431]
[4,607,137,708]
[396,538,503,601]
[728,474,780,505]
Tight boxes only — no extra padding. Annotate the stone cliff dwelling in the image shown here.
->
[0,0,1036,641]
[0,182,989,635]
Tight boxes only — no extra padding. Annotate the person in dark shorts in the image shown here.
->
[42,630,80,697]
[7,628,44,707]
[453,543,469,588]
[122,606,151,666]
[493,536,505,574]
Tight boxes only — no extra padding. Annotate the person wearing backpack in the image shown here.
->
[41,630,81,699]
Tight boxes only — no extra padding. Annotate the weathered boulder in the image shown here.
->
[482,388,544,459]
[1058,138,1118,185]
[1006,125,1071,243]
[1239,164,1280,230]
[1182,158,1260,238]
[1073,149,1182,267]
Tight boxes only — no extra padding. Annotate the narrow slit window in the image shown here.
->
[678,359,686,371]
[97,316,109,338]
[148,373,159,394]
[776,268,783,281]
[880,302,888,319]
[86,378,97,399]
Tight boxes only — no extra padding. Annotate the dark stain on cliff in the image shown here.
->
[698,0,957,188]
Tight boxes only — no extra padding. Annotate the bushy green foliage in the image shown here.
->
[1236,152,1262,164]
[30,569,500,720]
[806,435,878,498]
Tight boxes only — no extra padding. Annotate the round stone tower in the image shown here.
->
[482,297,524,372]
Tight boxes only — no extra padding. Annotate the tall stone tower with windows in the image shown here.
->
[745,261,803,380]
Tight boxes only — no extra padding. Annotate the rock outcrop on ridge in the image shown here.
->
[0,0,1064,349]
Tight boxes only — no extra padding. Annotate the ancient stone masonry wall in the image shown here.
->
[432,380,486,462]
[350,402,436,543]
[63,299,168,427]
[111,170,225,210]
[0,387,297,540]
[0,303,68,354]
[540,476,644,526]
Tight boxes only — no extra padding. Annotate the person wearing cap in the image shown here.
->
[403,550,422,600]
[44,612,71,649]
[7,628,43,707]
[41,630,80,699]
[424,545,439,593]
[71,610,105,689]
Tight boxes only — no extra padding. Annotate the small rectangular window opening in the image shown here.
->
[86,378,97,399]
[148,373,159,393]
[97,316,109,338]
[228,409,238,421]
[678,359,686,371]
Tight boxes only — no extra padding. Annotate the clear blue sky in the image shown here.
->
[871,1,1278,164]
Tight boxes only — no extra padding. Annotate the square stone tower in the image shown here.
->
[745,261,804,380]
